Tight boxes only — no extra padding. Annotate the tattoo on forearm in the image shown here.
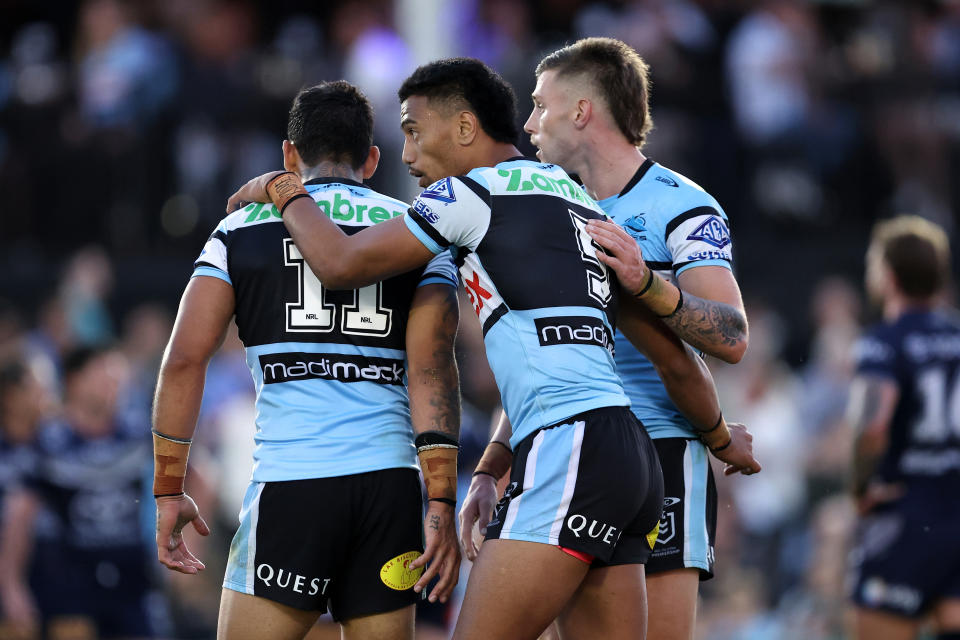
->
[419,291,461,439]
[662,293,747,352]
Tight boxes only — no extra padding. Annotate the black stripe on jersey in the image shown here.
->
[618,158,656,197]
[209,229,228,243]
[482,303,509,337]
[453,247,472,268]
[458,176,491,207]
[407,208,452,249]
[194,260,224,272]
[646,260,673,271]
[663,206,721,242]
[672,258,730,273]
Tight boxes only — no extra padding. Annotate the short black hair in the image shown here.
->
[398,58,519,145]
[287,81,374,169]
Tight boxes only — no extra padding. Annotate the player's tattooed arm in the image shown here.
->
[585,220,747,363]
[847,375,900,499]
[407,284,461,440]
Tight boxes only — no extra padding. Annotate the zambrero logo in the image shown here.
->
[380,551,424,590]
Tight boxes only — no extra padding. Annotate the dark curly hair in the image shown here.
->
[537,38,653,148]
[398,58,519,145]
[287,81,374,169]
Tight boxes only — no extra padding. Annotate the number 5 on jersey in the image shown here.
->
[284,239,393,336]
[569,210,612,307]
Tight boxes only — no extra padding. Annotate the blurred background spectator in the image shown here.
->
[1,0,958,637]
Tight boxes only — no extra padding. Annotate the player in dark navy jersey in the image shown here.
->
[153,82,461,640]
[848,216,960,640]
[228,58,758,640]
[518,37,755,640]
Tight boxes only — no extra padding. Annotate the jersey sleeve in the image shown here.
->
[664,206,733,275]
[404,176,491,255]
[192,222,231,285]
[853,330,898,380]
[418,248,459,288]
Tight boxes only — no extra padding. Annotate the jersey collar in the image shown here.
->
[618,158,656,197]
[304,177,365,188]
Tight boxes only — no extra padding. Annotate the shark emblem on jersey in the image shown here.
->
[656,175,678,187]
[622,215,647,241]
[687,217,730,249]
[420,177,457,204]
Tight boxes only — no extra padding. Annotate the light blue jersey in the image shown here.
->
[597,159,733,439]
[404,158,629,447]
[193,178,458,481]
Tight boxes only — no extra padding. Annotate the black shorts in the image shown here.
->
[850,495,960,618]
[485,406,664,565]
[223,468,423,622]
[646,438,717,579]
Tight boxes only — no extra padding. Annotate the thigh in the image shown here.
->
[340,605,415,640]
[646,438,716,578]
[853,607,919,640]
[328,469,424,623]
[218,588,321,640]
[556,563,647,640]
[645,568,700,640]
[453,539,589,640]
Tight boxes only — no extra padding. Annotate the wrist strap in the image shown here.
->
[634,270,654,298]
[429,497,457,506]
[474,439,513,480]
[696,413,723,435]
[490,440,512,453]
[657,288,684,318]
[709,437,732,453]
[153,430,191,498]
[266,172,311,216]
[472,470,497,480]
[417,438,458,503]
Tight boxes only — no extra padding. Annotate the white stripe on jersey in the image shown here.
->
[549,420,585,543]
[502,429,545,537]
[682,445,693,562]
[245,483,264,592]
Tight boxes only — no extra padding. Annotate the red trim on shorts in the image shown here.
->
[559,546,594,564]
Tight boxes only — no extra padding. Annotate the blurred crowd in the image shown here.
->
[1,0,959,638]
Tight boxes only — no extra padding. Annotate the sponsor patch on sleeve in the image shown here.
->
[420,177,457,203]
[686,217,730,249]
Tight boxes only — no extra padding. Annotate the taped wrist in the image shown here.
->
[473,440,513,481]
[266,172,311,216]
[153,430,191,497]
[416,432,458,503]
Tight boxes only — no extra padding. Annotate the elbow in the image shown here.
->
[717,338,748,364]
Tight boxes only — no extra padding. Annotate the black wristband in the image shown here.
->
[657,288,684,318]
[416,431,459,452]
[429,497,457,506]
[279,192,313,216]
[696,412,723,435]
[490,440,512,453]
[154,492,185,499]
[151,429,192,444]
[472,470,497,480]
[634,270,654,298]
[709,437,732,453]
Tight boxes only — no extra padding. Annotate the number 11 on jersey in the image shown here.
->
[284,239,393,336]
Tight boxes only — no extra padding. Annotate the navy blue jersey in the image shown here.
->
[0,432,37,526]
[26,418,153,553]
[854,309,960,494]
[195,178,458,482]
[404,158,629,447]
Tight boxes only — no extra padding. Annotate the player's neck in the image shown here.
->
[299,160,363,183]
[577,140,646,201]
[884,293,937,321]
[474,141,523,172]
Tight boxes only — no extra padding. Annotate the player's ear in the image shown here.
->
[573,99,591,131]
[457,111,479,146]
[361,146,380,180]
[282,140,300,172]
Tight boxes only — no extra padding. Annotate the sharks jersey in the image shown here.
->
[194,178,458,482]
[597,159,733,439]
[404,158,629,448]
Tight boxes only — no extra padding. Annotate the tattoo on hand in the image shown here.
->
[429,514,440,532]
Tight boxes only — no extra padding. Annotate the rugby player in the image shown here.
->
[152,81,462,640]
[227,58,759,640]
[515,37,750,640]
[848,216,960,640]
